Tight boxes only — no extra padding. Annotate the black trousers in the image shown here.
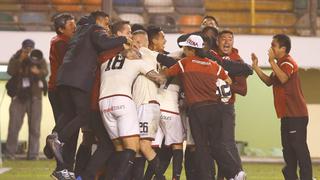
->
[188,103,239,180]
[80,111,115,180]
[54,85,91,170]
[217,104,242,178]
[48,90,62,123]
[55,85,91,143]
[281,117,313,180]
[49,89,79,171]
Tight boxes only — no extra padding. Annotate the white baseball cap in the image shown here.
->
[178,35,204,49]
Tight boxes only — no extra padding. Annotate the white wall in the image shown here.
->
[1,31,320,68]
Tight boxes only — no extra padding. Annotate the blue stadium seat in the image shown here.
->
[174,0,204,7]
[18,12,50,31]
[176,7,205,14]
[119,13,145,25]
[114,0,142,6]
[115,6,144,14]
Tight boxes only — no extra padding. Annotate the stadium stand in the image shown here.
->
[0,0,318,35]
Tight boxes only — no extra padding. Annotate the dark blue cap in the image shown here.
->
[22,39,35,49]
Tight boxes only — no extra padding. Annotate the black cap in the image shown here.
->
[22,39,35,49]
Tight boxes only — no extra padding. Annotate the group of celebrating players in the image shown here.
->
[43,9,314,180]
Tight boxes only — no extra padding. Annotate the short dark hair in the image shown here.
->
[131,24,146,32]
[90,11,109,21]
[202,26,219,38]
[132,29,147,36]
[53,13,75,35]
[147,25,162,44]
[273,34,291,53]
[203,15,219,27]
[218,30,234,38]
[111,21,130,35]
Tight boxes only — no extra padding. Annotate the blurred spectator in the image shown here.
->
[5,40,48,160]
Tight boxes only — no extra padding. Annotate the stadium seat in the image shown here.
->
[0,13,19,31]
[174,0,204,7]
[0,0,19,3]
[23,4,51,11]
[83,5,101,12]
[82,0,101,5]
[119,13,144,25]
[148,14,177,33]
[146,6,175,13]
[18,12,48,24]
[0,3,21,11]
[178,15,202,26]
[176,7,205,14]
[18,12,50,31]
[51,0,81,4]
[144,0,173,7]
[20,0,50,3]
[115,6,144,14]
[113,0,142,6]
[54,5,82,12]
[0,12,14,22]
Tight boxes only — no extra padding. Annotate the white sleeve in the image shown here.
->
[140,47,158,62]
[137,60,155,75]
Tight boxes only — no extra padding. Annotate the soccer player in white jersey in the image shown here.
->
[157,75,184,180]
[99,21,165,180]
[131,30,166,180]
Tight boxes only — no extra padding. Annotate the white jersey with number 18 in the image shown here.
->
[99,53,154,99]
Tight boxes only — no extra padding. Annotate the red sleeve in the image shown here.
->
[217,65,229,80]
[98,46,124,64]
[230,76,247,96]
[164,60,182,77]
[55,40,68,66]
[279,62,294,77]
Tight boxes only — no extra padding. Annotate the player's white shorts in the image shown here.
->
[137,103,160,140]
[159,109,184,146]
[181,109,195,146]
[152,126,164,147]
[99,95,140,140]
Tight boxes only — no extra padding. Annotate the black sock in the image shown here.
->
[114,149,136,180]
[74,144,92,176]
[149,155,165,180]
[132,156,146,180]
[172,149,183,180]
[143,147,159,180]
[159,145,173,174]
[105,151,121,180]
[184,147,196,180]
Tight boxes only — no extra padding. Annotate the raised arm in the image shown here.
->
[251,53,273,86]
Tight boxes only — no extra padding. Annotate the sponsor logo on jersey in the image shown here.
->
[103,105,125,112]
[191,60,211,66]
[160,114,172,121]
